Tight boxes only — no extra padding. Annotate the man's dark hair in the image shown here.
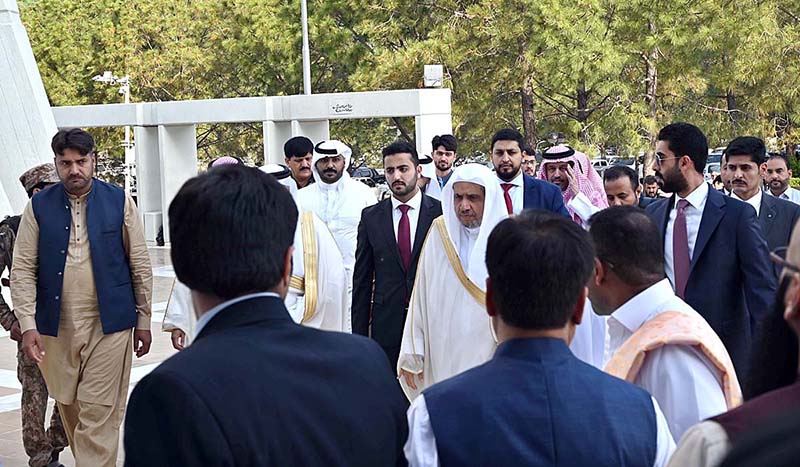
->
[284,136,314,159]
[724,136,767,165]
[490,128,524,152]
[768,152,791,169]
[431,134,458,152]
[603,165,639,189]
[588,206,665,287]
[382,140,419,166]
[522,144,535,156]
[169,165,298,300]
[27,182,50,198]
[643,175,658,185]
[486,210,595,329]
[657,122,708,173]
[51,128,95,156]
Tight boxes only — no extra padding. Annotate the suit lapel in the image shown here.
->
[691,188,725,268]
[759,193,776,238]
[522,175,533,209]
[655,196,673,238]
[379,200,405,271]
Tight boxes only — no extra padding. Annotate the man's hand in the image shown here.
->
[21,330,45,363]
[9,320,22,342]
[170,329,186,351]
[566,165,580,194]
[398,368,423,390]
[133,330,152,358]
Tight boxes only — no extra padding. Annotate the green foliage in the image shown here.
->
[18,0,800,166]
[790,178,800,189]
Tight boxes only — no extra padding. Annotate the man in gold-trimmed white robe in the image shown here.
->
[398,164,508,400]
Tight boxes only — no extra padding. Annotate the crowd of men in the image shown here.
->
[1,122,799,466]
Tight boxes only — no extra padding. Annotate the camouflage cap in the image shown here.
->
[19,164,59,193]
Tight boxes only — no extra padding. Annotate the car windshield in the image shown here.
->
[707,154,722,164]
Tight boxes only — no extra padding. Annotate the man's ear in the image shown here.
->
[592,257,606,287]
[635,185,643,198]
[485,278,498,317]
[571,287,587,326]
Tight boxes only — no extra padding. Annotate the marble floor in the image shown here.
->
[0,247,178,467]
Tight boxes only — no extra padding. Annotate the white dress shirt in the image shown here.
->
[391,189,423,248]
[664,182,709,291]
[496,171,524,214]
[731,189,762,216]
[768,185,800,204]
[405,390,675,467]
[601,279,728,440]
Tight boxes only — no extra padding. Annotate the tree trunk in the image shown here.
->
[576,79,590,143]
[521,78,537,150]
[726,89,739,130]
[643,22,659,175]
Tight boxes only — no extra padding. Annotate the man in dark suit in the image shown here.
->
[489,128,570,217]
[405,211,674,466]
[646,123,775,375]
[353,141,442,369]
[603,165,656,209]
[124,166,408,466]
[725,136,800,278]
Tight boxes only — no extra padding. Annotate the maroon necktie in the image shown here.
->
[398,205,411,270]
[501,183,514,215]
[673,199,691,298]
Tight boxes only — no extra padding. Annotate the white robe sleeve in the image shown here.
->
[652,396,677,467]
[162,280,196,343]
[667,420,730,467]
[405,395,439,467]
[567,192,601,227]
[569,300,607,367]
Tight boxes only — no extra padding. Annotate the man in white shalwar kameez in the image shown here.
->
[163,165,348,347]
[398,164,508,400]
[296,140,377,332]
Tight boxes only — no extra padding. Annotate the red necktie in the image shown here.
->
[501,183,514,215]
[398,205,411,271]
[673,199,691,298]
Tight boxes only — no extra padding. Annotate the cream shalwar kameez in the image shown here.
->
[11,190,152,467]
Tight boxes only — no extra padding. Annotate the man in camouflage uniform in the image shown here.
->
[0,163,68,467]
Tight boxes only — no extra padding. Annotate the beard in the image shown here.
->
[770,178,789,192]
[436,160,452,171]
[657,165,688,194]
[391,177,417,198]
[496,164,520,182]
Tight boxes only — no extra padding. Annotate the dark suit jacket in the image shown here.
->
[646,186,776,374]
[759,193,800,278]
[522,173,571,217]
[638,196,656,209]
[352,194,442,368]
[124,296,408,467]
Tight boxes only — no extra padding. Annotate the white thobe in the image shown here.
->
[397,220,496,401]
[296,177,377,331]
[404,393,676,467]
[573,279,729,441]
[768,186,800,204]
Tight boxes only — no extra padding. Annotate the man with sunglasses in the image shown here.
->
[645,122,774,377]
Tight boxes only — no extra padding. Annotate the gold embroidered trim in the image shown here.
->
[300,212,318,323]
[289,275,305,291]
[434,217,486,306]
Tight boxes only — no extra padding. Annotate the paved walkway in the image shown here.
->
[0,248,177,466]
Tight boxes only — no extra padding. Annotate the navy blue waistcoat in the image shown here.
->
[425,338,657,467]
[32,180,137,336]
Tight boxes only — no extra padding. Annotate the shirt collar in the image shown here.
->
[731,189,762,214]
[677,181,709,208]
[609,279,675,334]
[194,291,281,337]
[497,170,524,188]
[391,188,422,211]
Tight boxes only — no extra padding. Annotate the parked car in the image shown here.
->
[351,166,385,187]
[591,159,610,175]
[704,162,721,182]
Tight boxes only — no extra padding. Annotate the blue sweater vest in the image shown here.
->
[32,180,137,336]
[424,338,657,467]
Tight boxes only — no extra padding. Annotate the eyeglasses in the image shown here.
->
[654,154,681,166]
[770,247,800,274]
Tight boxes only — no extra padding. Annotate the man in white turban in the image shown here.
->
[162,164,349,348]
[296,140,377,331]
[398,163,508,400]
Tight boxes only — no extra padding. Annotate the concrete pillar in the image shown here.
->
[263,121,292,165]
[157,125,198,244]
[0,0,57,217]
[291,120,329,145]
[414,89,453,157]
[133,126,161,244]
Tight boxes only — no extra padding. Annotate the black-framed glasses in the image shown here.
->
[770,247,800,274]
